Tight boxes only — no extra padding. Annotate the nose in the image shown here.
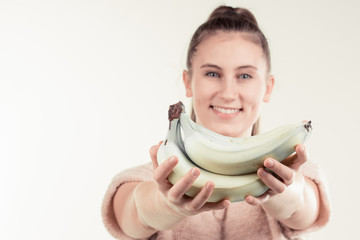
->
[219,78,237,102]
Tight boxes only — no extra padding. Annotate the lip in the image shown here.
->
[210,105,242,119]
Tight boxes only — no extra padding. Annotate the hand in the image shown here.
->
[245,144,308,206]
[150,141,230,216]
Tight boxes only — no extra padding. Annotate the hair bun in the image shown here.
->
[208,5,259,28]
[186,5,271,74]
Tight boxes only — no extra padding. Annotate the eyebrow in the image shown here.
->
[200,63,258,70]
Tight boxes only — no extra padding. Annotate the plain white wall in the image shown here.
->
[1,0,359,239]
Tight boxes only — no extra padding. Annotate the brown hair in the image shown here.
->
[187,6,270,135]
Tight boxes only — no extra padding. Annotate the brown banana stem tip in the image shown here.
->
[168,101,184,122]
[167,101,184,130]
[304,121,312,132]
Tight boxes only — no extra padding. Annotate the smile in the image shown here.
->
[211,106,242,114]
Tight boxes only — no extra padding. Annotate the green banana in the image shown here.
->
[180,110,312,175]
[156,101,312,202]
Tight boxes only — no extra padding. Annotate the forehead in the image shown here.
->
[193,31,266,69]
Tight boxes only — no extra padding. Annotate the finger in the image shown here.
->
[150,141,163,169]
[258,168,286,194]
[281,144,308,171]
[245,195,260,206]
[201,199,231,212]
[153,156,178,183]
[264,158,295,186]
[280,152,298,167]
[245,193,271,206]
[187,181,215,211]
[291,144,308,171]
[168,168,200,202]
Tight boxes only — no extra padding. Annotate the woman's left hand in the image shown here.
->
[245,143,308,205]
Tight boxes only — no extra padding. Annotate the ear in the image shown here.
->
[263,75,274,103]
[183,70,193,97]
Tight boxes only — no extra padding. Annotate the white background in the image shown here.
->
[1,0,359,239]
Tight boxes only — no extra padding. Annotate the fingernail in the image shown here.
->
[169,156,176,164]
[259,168,267,177]
[265,159,274,168]
[191,168,199,177]
[297,144,305,152]
[246,196,253,204]
[223,200,231,208]
[206,182,213,190]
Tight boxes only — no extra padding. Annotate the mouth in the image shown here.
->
[210,105,243,114]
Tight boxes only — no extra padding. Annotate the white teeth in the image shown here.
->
[212,106,240,114]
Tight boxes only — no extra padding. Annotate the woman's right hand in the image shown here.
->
[149,141,231,217]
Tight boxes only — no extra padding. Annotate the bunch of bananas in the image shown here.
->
[157,101,312,202]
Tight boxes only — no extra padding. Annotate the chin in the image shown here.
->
[213,126,243,138]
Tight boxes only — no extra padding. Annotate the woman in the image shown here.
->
[102,6,330,239]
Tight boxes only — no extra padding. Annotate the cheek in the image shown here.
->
[192,79,215,101]
[241,84,266,105]
[191,81,208,114]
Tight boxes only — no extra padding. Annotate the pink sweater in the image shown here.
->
[102,161,330,240]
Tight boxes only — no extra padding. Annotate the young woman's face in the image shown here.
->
[183,32,274,137]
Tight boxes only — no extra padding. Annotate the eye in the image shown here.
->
[238,74,252,79]
[206,72,220,78]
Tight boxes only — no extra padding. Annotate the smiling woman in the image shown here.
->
[184,7,272,138]
[183,32,273,138]
[101,5,330,240]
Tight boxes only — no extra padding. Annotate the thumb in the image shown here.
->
[150,141,163,169]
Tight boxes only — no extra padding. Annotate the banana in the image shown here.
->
[157,102,268,202]
[180,111,312,175]
[156,101,312,202]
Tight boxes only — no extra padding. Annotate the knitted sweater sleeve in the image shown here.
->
[280,160,331,239]
[101,161,331,240]
[101,163,154,240]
